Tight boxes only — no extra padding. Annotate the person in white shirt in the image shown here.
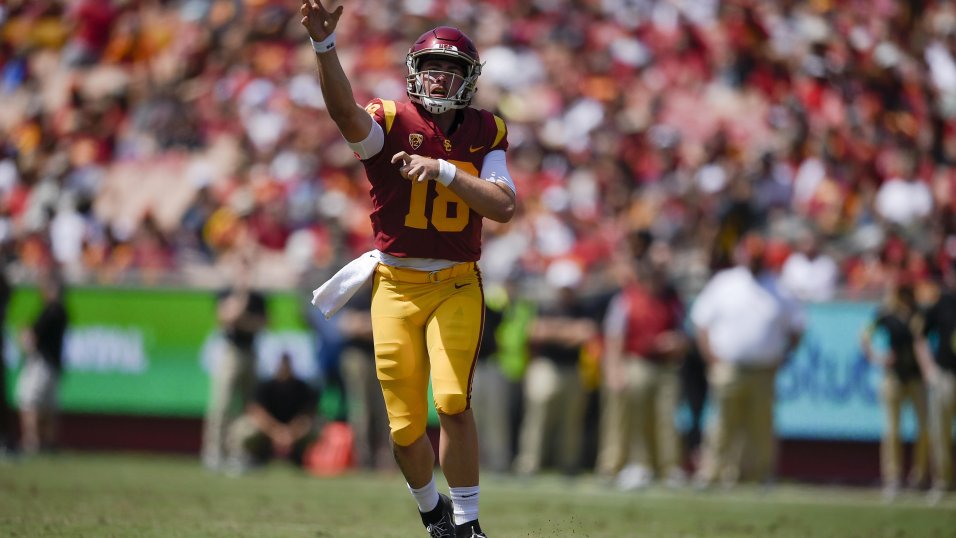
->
[780,230,839,302]
[691,233,805,486]
[874,152,933,228]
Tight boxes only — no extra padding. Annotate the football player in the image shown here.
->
[302,2,516,537]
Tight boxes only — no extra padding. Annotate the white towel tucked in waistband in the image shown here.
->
[311,250,382,319]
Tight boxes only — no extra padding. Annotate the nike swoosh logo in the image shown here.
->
[469,145,484,153]
[454,283,471,289]
[460,492,478,498]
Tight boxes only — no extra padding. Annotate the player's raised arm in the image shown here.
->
[300,0,372,143]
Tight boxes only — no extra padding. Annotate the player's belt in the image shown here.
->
[376,262,475,283]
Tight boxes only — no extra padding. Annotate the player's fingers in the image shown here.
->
[331,5,344,23]
[306,0,325,17]
[391,151,410,165]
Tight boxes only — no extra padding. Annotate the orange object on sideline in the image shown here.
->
[305,422,355,476]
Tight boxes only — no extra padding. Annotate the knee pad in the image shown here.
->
[390,413,427,447]
[434,393,468,416]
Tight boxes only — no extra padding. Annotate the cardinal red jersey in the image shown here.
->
[622,284,685,360]
[360,99,509,261]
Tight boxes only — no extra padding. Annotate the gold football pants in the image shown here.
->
[371,262,484,446]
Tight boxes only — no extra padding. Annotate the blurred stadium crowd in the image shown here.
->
[0,0,954,298]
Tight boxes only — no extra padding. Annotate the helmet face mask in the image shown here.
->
[406,27,481,114]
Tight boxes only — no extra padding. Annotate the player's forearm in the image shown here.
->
[314,51,371,143]
[447,172,515,223]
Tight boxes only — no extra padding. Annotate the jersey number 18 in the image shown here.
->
[404,160,477,232]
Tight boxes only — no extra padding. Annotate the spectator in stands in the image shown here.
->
[177,182,218,262]
[226,352,318,472]
[16,271,69,455]
[916,268,956,504]
[62,0,119,68]
[874,151,933,230]
[513,260,596,476]
[861,277,929,501]
[691,233,804,487]
[780,229,839,302]
[202,255,267,471]
[600,259,688,490]
[0,0,954,303]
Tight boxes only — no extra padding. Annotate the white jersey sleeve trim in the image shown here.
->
[347,120,385,160]
[480,150,516,194]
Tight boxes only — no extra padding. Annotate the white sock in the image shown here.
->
[408,478,440,513]
[450,486,480,526]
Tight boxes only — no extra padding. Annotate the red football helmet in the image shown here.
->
[406,26,482,114]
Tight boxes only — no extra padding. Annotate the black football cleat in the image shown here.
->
[421,493,457,537]
[455,520,487,537]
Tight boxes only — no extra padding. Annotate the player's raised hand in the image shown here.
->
[301,0,343,42]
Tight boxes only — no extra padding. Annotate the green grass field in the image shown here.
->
[1,453,954,538]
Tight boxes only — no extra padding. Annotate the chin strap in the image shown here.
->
[421,97,454,114]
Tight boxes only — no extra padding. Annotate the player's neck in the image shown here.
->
[430,109,463,136]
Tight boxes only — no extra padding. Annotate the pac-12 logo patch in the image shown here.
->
[409,133,423,150]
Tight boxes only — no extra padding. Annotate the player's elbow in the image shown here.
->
[487,199,515,223]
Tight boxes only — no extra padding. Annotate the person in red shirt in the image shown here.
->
[302,3,516,537]
[63,0,118,67]
[599,259,688,488]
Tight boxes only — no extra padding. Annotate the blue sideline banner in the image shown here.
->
[776,301,918,441]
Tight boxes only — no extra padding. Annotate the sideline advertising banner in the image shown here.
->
[2,287,317,416]
[2,289,912,440]
[775,301,912,440]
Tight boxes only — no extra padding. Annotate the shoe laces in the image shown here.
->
[427,520,454,538]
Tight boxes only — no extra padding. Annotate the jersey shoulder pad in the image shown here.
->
[363,98,399,134]
[477,109,508,151]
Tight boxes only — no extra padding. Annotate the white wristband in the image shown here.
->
[311,33,336,54]
[437,159,457,186]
